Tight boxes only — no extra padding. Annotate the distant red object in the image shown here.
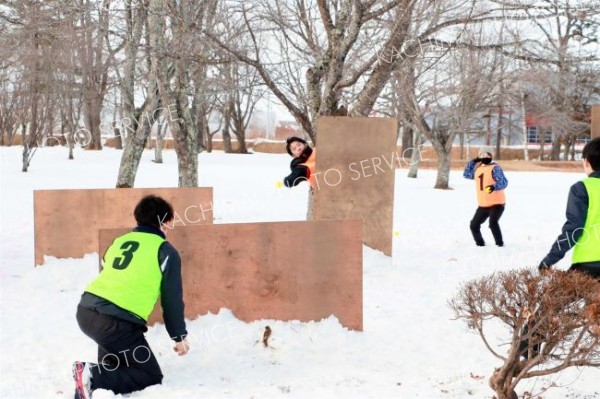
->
[525,112,553,128]
[274,121,303,140]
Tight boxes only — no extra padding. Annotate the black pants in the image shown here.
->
[76,305,163,395]
[469,204,505,246]
[569,262,600,279]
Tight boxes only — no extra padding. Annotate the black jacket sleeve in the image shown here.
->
[283,158,309,187]
[541,181,589,267]
[158,242,188,342]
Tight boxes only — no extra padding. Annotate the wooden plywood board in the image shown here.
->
[592,105,600,139]
[99,219,363,330]
[34,187,213,266]
[313,117,397,256]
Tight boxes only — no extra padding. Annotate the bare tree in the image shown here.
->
[148,0,220,187]
[215,60,266,154]
[2,0,125,168]
[513,1,600,160]
[76,0,122,150]
[153,117,167,163]
[450,269,600,399]
[2,0,67,171]
[0,78,19,146]
[115,0,164,188]
[56,5,84,160]
[220,101,233,153]
[203,1,527,141]
[399,32,501,189]
[228,63,266,154]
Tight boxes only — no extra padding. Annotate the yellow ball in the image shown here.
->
[276,181,283,188]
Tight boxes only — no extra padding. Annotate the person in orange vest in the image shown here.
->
[463,151,508,247]
[283,136,316,188]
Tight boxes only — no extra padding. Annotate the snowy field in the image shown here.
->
[0,146,598,399]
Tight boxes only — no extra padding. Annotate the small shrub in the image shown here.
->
[449,269,600,399]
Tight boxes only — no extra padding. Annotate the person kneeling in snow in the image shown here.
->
[72,195,189,399]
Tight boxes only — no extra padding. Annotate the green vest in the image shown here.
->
[86,231,164,321]
[572,177,600,264]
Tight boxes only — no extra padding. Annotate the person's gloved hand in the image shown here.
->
[538,261,551,273]
[485,185,495,193]
[174,338,190,356]
[472,157,481,163]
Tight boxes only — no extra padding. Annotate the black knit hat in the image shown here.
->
[286,136,307,156]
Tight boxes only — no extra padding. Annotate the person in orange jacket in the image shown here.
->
[463,151,508,247]
[283,136,316,188]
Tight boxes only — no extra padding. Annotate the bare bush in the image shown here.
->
[449,269,600,399]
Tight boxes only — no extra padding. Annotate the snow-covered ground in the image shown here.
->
[0,146,598,399]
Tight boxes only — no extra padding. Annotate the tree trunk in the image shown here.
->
[222,107,233,153]
[351,5,413,117]
[113,123,123,150]
[550,135,561,161]
[196,110,207,152]
[116,78,161,187]
[171,118,198,187]
[62,112,76,160]
[207,133,213,153]
[222,126,233,153]
[67,130,75,160]
[150,0,198,187]
[22,144,31,172]
[234,116,248,154]
[489,368,518,399]
[22,21,41,172]
[432,141,451,189]
[402,126,413,158]
[79,0,112,151]
[459,131,465,160]
[115,126,150,187]
[486,115,492,146]
[407,131,422,178]
[121,0,145,141]
[22,96,39,172]
[8,127,15,146]
[168,82,198,187]
[154,122,166,163]
[115,1,158,187]
[496,105,503,160]
[540,129,546,160]
[236,134,248,153]
[563,137,571,161]
[520,91,529,161]
[83,96,103,150]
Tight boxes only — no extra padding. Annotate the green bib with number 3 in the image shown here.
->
[86,232,164,321]
[572,177,600,264]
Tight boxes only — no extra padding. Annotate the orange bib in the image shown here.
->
[299,148,317,188]
[475,164,505,207]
